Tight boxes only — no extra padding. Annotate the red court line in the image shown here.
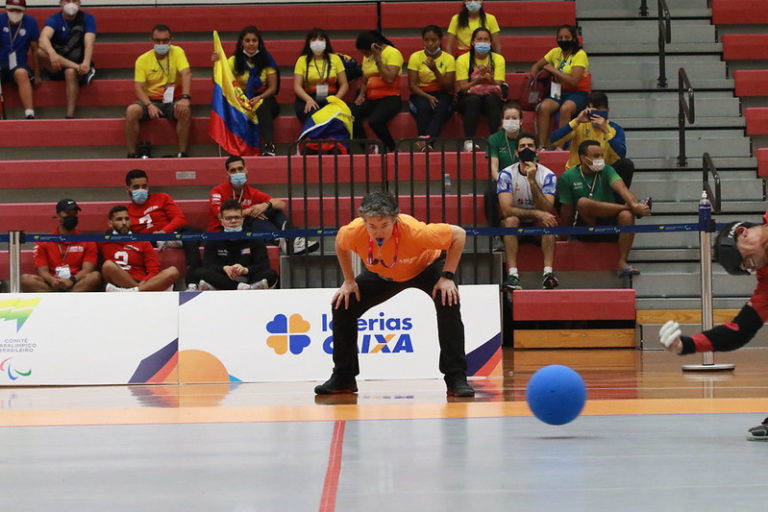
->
[319,420,346,512]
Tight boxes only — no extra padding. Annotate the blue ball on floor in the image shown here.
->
[526,365,587,425]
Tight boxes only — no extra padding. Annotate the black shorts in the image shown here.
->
[0,66,32,84]
[574,216,619,243]
[47,65,94,85]
[134,100,178,121]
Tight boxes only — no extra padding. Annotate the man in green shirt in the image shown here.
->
[557,140,651,276]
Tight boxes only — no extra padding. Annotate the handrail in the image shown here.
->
[702,152,721,214]
[640,0,649,17]
[657,0,672,87]
[678,67,695,167]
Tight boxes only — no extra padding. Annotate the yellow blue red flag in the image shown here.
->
[298,96,354,153]
[208,30,262,156]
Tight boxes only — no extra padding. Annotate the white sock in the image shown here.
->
[24,109,34,117]
[508,267,519,277]
[543,267,553,275]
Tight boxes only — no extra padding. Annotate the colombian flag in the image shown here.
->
[208,31,262,156]
[297,96,354,153]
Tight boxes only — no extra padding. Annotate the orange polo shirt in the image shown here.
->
[336,214,453,282]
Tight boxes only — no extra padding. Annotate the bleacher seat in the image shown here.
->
[380,1,575,29]
[722,34,768,61]
[512,289,636,348]
[756,148,768,177]
[733,70,768,97]
[744,107,768,135]
[517,242,619,272]
[712,0,768,25]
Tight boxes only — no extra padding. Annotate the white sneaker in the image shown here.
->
[105,283,120,292]
[463,140,479,152]
[236,282,251,291]
[198,280,216,291]
[186,283,198,291]
[293,237,319,255]
[250,278,269,290]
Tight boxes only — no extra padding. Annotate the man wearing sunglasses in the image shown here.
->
[315,190,474,397]
[658,219,768,440]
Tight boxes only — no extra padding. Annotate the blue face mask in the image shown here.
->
[223,225,243,233]
[230,173,247,187]
[474,42,491,55]
[154,44,170,56]
[131,189,148,204]
[591,109,609,120]
[425,46,441,56]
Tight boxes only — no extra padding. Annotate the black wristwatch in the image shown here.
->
[181,94,192,100]
[440,271,455,280]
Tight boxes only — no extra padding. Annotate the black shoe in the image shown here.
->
[314,374,358,395]
[501,274,522,291]
[176,151,189,158]
[747,417,768,441]
[542,272,559,289]
[446,377,475,397]
[25,114,35,119]
[262,143,276,157]
[127,152,140,159]
[83,66,96,86]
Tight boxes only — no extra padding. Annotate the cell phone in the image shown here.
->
[371,43,383,51]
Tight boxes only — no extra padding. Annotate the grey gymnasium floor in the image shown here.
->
[2,348,768,511]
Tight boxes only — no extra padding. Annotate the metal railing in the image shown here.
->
[702,152,721,214]
[657,0,672,88]
[678,68,695,167]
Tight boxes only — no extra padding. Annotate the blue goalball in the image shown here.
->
[526,365,587,425]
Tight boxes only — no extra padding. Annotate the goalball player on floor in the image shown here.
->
[314,190,475,397]
[659,218,768,440]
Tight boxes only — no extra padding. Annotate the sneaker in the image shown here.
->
[542,272,559,289]
[366,144,380,155]
[314,373,358,395]
[198,280,216,291]
[105,283,120,292]
[186,283,198,291]
[250,278,269,290]
[262,143,276,157]
[236,282,251,291]
[176,152,188,158]
[446,377,475,397]
[126,153,140,159]
[293,237,320,255]
[747,417,768,441]
[463,140,478,152]
[502,274,523,291]
[25,114,35,120]
[492,236,505,253]
[83,66,96,86]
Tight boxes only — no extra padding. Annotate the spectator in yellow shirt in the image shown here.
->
[293,28,349,123]
[445,0,501,56]
[407,25,455,152]
[125,24,192,158]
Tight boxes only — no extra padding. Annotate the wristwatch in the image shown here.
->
[440,271,455,280]
[181,94,192,100]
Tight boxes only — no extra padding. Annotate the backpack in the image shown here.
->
[519,70,552,111]
[337,53,362,82]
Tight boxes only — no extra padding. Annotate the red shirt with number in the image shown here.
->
[99,241,160,282]
[32,229,98,276]
[127,193,188,233]
[208,181,272,232]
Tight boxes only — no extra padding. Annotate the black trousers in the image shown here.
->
[483,180,501,227]
[331,259,468,381]
[351,95,402,151]
[189,267,278,290]
[256,96,280,145]
[458,93,502,137]
[294,94,332,124]
[409,91,453,138]
[612,157,636,203]
[244,208,291,234]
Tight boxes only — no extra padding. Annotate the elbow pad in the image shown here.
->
[680,304,763,354]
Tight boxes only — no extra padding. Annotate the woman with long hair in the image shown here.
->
[530,24,590,149]
[293,28,349,123]
[445,0,501,56]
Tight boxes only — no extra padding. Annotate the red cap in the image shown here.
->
[6,0,26,11]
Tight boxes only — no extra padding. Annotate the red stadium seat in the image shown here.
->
[733,70,768,97]
[744,107,768,135]
[512,289,636,321]
[712,0,768,25]
[380,1,575,29]
[756,147,768,177]
[722,34,768,61]
[516,242,619,272]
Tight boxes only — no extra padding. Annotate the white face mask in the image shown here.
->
[223,225,243,233]
[466,1,482,13]
[7,11,23,23]
[243,48,258,58]
[502,119,520,133]
[62,3,79,16]
[309,40,326,55]
[589,158,605,172]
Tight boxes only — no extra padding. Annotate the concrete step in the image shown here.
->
[577,0,712,19]
[638,297,748,309]
[632,262,756,298]
[609,91,740,119]
[631,174,764,202]
[633,212,762,249]
[626,129,751,159]
[592,55,731,90]
[631,156,757,170]
[631,248,700,260]
[583,20,719,54]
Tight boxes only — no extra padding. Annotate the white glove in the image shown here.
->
[658,320,682,353]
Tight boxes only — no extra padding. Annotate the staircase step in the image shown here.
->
[577,0,712,19]
[582,20,718,54]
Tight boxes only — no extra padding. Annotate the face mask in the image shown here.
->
[518,148,537,163]
[590,109,609,121]
[131,189,148,205]
[224,225,243,233]
[557,39,575,51]
[229,172,247,187]
[7,11,22,24]
[474,42,491,55]
[589,158,605,172]
[502,119,520,133]
[61,215,79,230]
[425,46,441,56]
[63,3,79,16]
[154,44,170,56]
[465,1,482,13]
[243,48,258,58]
[309,40,326,55]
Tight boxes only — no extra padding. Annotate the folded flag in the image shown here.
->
[298,96,354,154]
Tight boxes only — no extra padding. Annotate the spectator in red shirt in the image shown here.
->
[20,198,102,292]
[100,206,180,292]
[125,168,201,282]
[208,156,319,255]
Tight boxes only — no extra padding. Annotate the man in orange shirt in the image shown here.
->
[314,191,475,397]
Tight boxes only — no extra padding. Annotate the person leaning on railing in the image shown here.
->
[293,28,349,124]
[406,25,456,152]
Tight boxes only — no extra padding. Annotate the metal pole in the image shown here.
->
[9,230,22,293]
[683,226,734,371]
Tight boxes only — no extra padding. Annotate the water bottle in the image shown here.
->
[443,172,452,193]
[698,190,712,232]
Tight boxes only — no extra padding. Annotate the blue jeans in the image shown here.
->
[409,91,453,138]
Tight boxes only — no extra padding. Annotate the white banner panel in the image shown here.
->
[178,285,500,383]
[0,293,179,386]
